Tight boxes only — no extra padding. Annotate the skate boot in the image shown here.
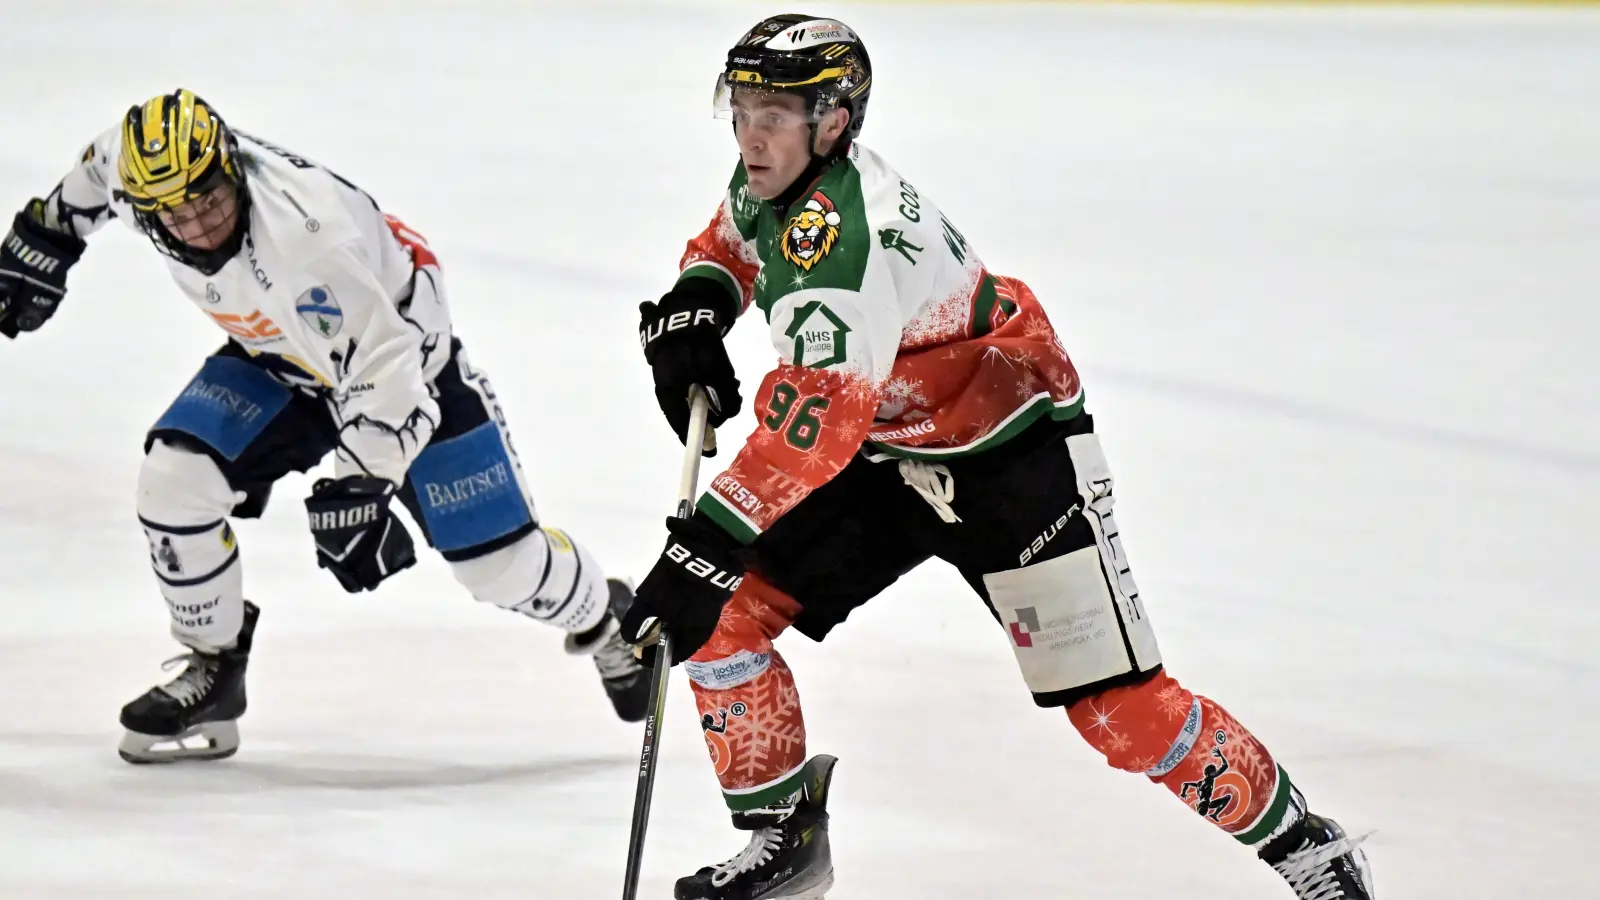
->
[564,578,651,722]
[1260,810,1374,899]
[675,755,839,900]
[118,600,259,764]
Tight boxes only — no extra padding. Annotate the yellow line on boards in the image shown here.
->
[841,0,1600,7]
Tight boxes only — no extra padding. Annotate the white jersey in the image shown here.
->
[41,127,451,485]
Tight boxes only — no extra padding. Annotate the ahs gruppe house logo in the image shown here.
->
[1009,606,1041,648]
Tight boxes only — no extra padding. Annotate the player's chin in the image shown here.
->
[744,166,779,198]
[179,225,234,251]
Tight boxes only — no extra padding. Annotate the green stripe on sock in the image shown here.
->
[1235,764,1296,846]
[724,768,807,812]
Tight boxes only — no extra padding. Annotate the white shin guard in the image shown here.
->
[449,526,609,634]
[137,442,248,653]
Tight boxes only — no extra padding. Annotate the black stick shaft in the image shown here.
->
[620,389,712,900]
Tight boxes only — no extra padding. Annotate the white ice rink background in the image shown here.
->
[0,1,1596,897]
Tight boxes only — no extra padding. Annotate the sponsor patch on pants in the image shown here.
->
[406,420,533,552]
[151,356,292,461]
[984,547,1135,695]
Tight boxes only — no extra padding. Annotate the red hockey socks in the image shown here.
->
[1067,670,1303,848]
[684,574,810,812]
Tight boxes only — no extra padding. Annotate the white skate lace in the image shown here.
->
[898,459,962,524]
[156,653,216,707]
[1272,832,1371,900]
[710,827,786,888]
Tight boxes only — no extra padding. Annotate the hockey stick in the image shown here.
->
[621,387,714,900]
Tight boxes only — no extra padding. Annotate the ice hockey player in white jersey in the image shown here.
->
[0,89,651,762]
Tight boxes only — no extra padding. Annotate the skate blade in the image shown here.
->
[118,720,240,764]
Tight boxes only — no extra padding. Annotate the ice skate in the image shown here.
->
[1262,811,1374,900]
[118,601,259,764]
[565,578,651,722]
[674,755,838,900]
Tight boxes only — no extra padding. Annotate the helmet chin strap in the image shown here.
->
[808,113,854,164]
[769,119,852,212]
[772,145,843,214]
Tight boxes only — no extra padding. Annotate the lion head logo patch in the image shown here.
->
[781,191,842,271]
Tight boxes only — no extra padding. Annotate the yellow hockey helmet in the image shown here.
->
[118,89,242,212]
[116,89,248,273]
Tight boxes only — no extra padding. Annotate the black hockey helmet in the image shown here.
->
[715,14,873,152]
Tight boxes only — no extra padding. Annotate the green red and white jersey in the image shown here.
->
[676,142,1085,544]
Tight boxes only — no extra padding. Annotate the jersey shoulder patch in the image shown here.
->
[81,124,125,193]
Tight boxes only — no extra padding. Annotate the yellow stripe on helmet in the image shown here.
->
[118,89,229,212]
[770,65,852,89]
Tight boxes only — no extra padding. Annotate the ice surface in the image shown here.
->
[0,1,1596,897]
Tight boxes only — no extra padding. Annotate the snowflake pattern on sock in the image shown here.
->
[1069,673,1283,837]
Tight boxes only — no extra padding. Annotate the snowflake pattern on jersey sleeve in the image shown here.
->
[680,193,761,312]
[701,363,881,540]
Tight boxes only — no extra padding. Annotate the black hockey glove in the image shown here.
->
[620,513,746,666]
[304,475,417,593]
[639,278,742,456]
[0,201,86,339]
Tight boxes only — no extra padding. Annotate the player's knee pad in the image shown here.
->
[684,574,801,692]
[447,526,606,633]
[1067,670,1265,787]
[1067,669,1202,774]
[136,441,246,653]
[137,440,242,527]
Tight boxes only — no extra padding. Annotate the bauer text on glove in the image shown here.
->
[620,514,745,664]
[639,278,743,454]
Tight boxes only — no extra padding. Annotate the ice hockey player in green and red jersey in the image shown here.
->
[622,13,1377,900]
